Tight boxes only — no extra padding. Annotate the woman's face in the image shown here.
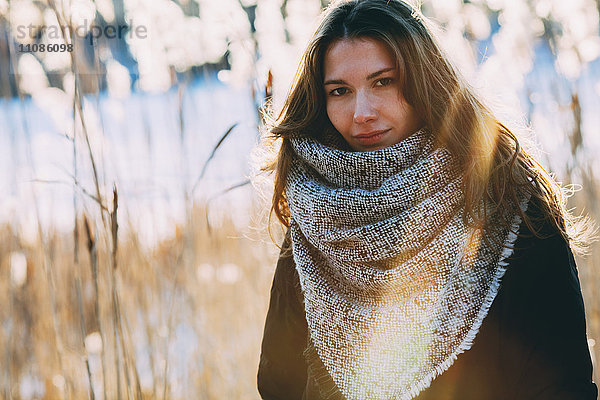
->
[323,37,423,152]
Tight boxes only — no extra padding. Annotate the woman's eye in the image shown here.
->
[375,77,393,87]
[329,87,348,96]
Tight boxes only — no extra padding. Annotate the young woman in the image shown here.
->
[257,0,598,399]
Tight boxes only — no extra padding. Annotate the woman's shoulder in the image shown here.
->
[509,194,568,260]
[496,194,585,330]
[492,196,597,399]
[272,228,304,305]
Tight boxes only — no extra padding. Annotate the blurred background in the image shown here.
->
[0,0,598,398]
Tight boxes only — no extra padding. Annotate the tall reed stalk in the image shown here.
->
[72,111,96,399]
[5,1,71,397]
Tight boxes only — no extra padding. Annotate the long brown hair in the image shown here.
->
[264,0,592,253]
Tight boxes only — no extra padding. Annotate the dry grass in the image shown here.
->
[0,202,282,399]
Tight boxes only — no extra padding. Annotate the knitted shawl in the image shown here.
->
[286,129,528,400]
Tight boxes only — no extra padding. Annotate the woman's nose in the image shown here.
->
[353,91,377,124]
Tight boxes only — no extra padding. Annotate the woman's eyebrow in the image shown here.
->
[323,78,346,86]
[366,67,395,80]
[323,67,396,86]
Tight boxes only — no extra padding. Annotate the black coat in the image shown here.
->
[258,203,598,400]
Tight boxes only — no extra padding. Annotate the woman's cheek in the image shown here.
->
[326,103,344,131]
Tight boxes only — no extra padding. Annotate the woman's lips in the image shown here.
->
[354,129,390,146]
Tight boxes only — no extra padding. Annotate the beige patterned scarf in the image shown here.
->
[286,129,528,399]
